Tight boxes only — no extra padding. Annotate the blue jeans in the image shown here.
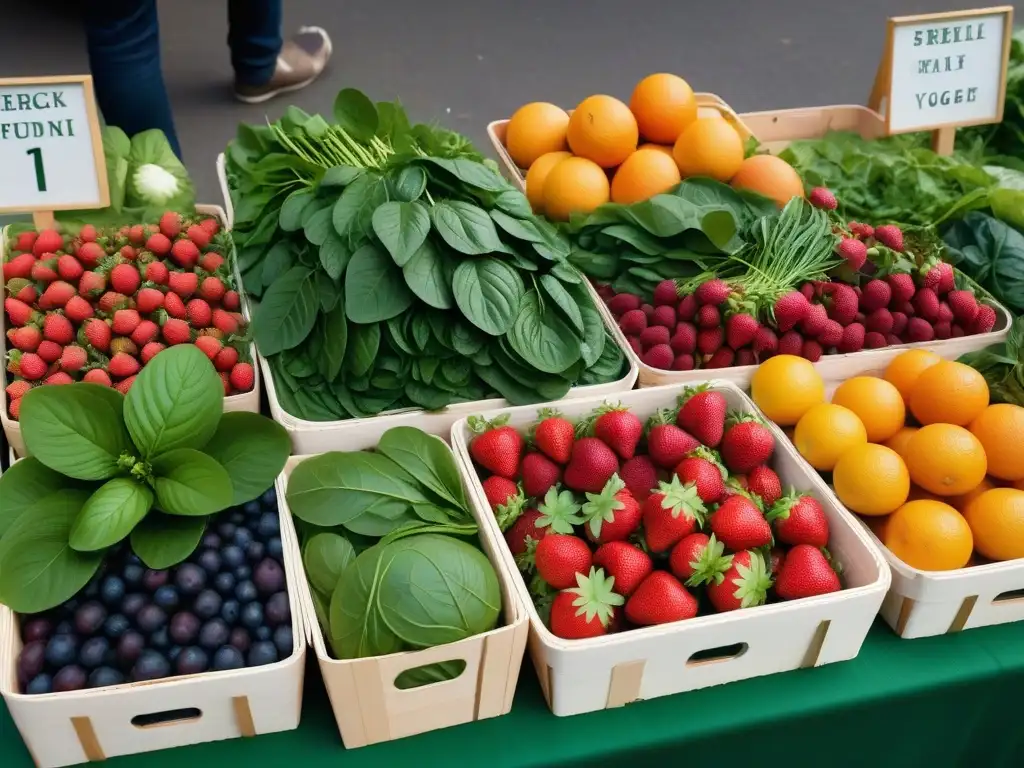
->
[84,0,283,159]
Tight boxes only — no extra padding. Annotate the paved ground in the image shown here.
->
[0,0,1019,202]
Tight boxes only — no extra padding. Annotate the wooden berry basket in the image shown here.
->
[0,204,261,459]
[0,474,306,768]
[450,381,890,717]
[277,451,529,749]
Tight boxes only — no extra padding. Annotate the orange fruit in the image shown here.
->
[566,95,638,168]
[833,444,910,516]
[963,488,1024,561]
[505,102,570,169]
[629,73,698,144]
[830,376,906,443]
[750,355,824,426]
[909,360,989,426]
[525,151,572,213]
[793,403,867,471]
[610,148,682,204]
[884,500,973,571]
[673,117,745,182]
[885,426,919,463]
[729,154,805,206]
[639,143,675,157]
[948,476,999,512]
[969,403,1024,481]
[905,424,987,496]
[883,349,942,405]
[542,156,611,222]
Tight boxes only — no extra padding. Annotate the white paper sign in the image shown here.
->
[887,9,1010,133]
[0,77,108,213]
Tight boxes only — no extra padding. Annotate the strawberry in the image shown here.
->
[535,535,593,590]
[468,414,523,478]
[14,230,38,252]
[608,293,641,316]
[838,322,866,353]
[56,254,84,282]
[697,326,724,355]
[42,314,74,345]
[62,295,93,324]
[7,397,20,419]
[752,325,778,356]
[618,455,658,503]
[705,347,734,368]
[619,309,647,335]
[705,550,773,612]
[5,379,34,401]
[170,239,200,269]
[971,304,997,334]
[725,312,758,349]
[639,325,670,348]
[808,187,837,210]
[135,287,165,314]
[58,345,88,373]
[674,452,726,503]
[873,224,904,251]
[194,334,223,360]
[482,475,519,511]
[769,492,830,548]
[98,292,132,313]
[913,287,940,321]
[200,251,225,273]
[187,224,212,249]
[865,331,888,348]
[36,340,62,363]
[83,369,112,386]
[7,326,41,352]
[673,353,696,370]
[197,276,226,303]
[14,352,47,381]
[30,259,58,283]
[145,261,170,285]
[77,270,107,298]
[159,211,182,239]
[592,541,652,597]
[506,507,554,556]
[141,341,166,363]
[625,571,698,625]
[592,404,643,460]
[905,316,935,342]
[695,279,730,305]
[800,303,828,337]
[777,330,803,357]
[643,344,674,369]
[582,475,641,543]
[127,225,146,245]
[214,345,239,371]
[81,318,112,352]
[674,294,696,321]
[549,568,623,639]
[78,224,97,242]
[937,301,954,324]
[44,372,74,386]
[825,283,858,326]
[837,238,867,270]
[670,321,697,354]
[200,217,220,236]
[719,414,775,473]
[32,229,63,256]
[229,362,254,392]
[3,253,36,281]
[222,290,241,312]
[651,305,677,329]
[5,298,40,327]
[521,451,561,499]
[120,245,138,261]
[212,309,240,335]
[642,476,706,552]
[865,307,894,335]
[709,495,772,550]
[168,271,199,298]
[646,408,700,468]
[817,318,843,347]
[115,375,137,394]
[774,544,841,600]
[670,533,723,582]
[186,298,213,328]
[884,273,914,303]
[164,292,187,319]
[696,304,720,329]
[652,279,679,307]
[859,279,891,312]
[110,263,141,295]
[161,317,192,346]
[146,232,172,256]
[108,351,140,378]
[891,311,909,335]
[111,309,141,335]
[773,291,809,331]
[947,289,978,324]
[563,437,619,494]
[676,385,727,447]
[746,465,782,507]
[530,408,574,464]
[76,242,106,268]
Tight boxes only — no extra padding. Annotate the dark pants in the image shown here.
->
[84,0,283,158]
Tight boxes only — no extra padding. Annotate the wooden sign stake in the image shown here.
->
[32,211,55,231]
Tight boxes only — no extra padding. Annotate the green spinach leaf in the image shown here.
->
[152,448,234,516]
[377,427,469,513]
[69,478,153,551]
[452,258,524,335]
[345,244,415,323]
[431,201,507,255]
[329,545,403,659]
[372,200,431,266]
[200,412,290,505]
[252,266,319,356]
[130,513,207,569]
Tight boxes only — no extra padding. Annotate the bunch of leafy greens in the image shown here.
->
[0,345,290,613]
[959,317,1024,406]
[565,177,777,296]
[225,89,624,422]
[290,427,499,686]
[944,212,1024,315]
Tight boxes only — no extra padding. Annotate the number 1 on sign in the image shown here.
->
[27,147,47,192]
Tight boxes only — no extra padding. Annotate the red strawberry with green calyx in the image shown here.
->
[673,447,727,504]
[530,408,575,464]
[625,571,698,625]
[719,412,775,473]
[707,550,773,612]
[563,437,619,494]
[535,534,593,590]
[468,414,523,479]
[591,403,643,460]
[646,408,701,468]
[642,475,707,553]
[709,495,773,551]
[676,384,728,447]
[672,533,729,584]
[505,508,551,559]
[746,465,782,507]
[549,567,624,639]
[521,451,562,499]
[592,541,652,597]
[581,474,641,544]
[774,544,841,600]
[768,491,830,548]
[618,454,658,503]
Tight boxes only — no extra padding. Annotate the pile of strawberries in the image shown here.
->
[3,212,254,419]
[598,188,998,372]
[466,390,842,640]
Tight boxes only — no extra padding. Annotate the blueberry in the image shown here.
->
[246,541,265,563]
[121,593,147,618]
[168,646,183,663]
[194,590,222,621]
[169,612,201,645]
[221,599,240,625]
[273,626,293,658]
[197,550,221,575]
[234,580,258,604]
[126,553,143,566]
[200,532,222,550]
[243,500,261,516]
[153,585,180,611]
[53,665,88,692]
[212,646,245,671]
[239,602,264,630]
[260,488,277,507]
[150,628,170,650]
[266,537,283,562]
[229,510,245,526]
[17,641,46,685]
[123,563,145,588]
[218,522,237,540]
[247,641,278,667]
[21,617,54,644]
[254,626,271,641]
[198,619,229,651]
[229,627,251,653]
[54,619,74,636]
[103,613,130,640]
[132,651,170,682]
[26,673,53,694]
[176,646,209,675]
[75,601,107,636]
[79,637,110,669]
[257,512,279,539]
[136,605,167,634]
[45,635,78,667]
[100,576,126,608]
[88,666,124,688]
[234,565,252,581]
[116,631,146,667]
[143,569,169,592]
[265,593,291,628]
[175,564,206,596]
[253,559,285,596]
[222,545,245,569]
[213,572,236,597]
[233,528,253,550]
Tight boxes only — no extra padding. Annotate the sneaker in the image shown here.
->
[234,26,333,104]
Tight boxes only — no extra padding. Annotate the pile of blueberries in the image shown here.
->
[16,489,291,694]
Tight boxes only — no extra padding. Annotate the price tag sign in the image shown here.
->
[0,75,109,217]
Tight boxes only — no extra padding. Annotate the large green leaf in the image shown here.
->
[344,244,414,323]
[420,157,507,192]
[329,545,403,659]
[130,513,207,569]
[124,345,223,459]
[69,477,153,551]
[19,384,132,480]
[508,289,582,374]
[319,231,351,280]
[0,489,102,613]
[431,201,507,255]
[372,200,431,267]
[320,301,348,381]
[333,88,379,143]
[251,265,318,356]
[376,427,468,514]
[402,239,454,310]
[451,258,524,335]
[200,412,290,505]
[303,532,355,596]
[152,448,233,516]
[0,458,76,537]
[345,322,380,377]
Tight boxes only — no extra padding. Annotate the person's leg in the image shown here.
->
[227,0,333,104]
[84,0,181,157]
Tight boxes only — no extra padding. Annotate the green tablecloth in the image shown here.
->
[3,618,1023,766]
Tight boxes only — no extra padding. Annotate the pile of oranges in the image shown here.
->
[751,352,1024,572]
[504,74,805,221]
